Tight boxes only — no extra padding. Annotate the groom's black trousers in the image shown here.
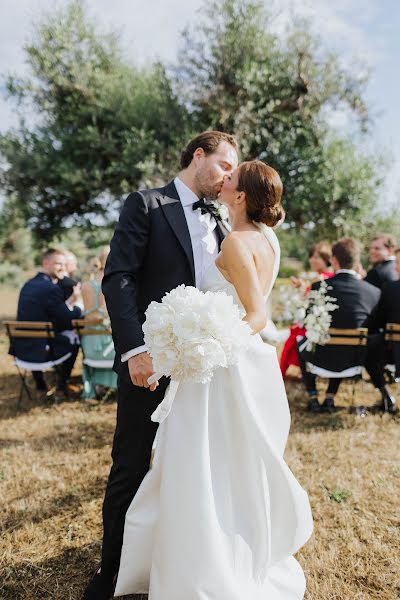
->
[101,363,169,577]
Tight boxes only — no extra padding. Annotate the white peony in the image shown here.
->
[303,280,338,349]
[143,285,252,384]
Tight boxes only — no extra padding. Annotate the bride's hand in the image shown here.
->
[128,352,159,391]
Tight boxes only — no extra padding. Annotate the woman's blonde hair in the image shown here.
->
[92,246,110,272]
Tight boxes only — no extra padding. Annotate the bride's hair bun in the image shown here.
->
[237,161,284,227]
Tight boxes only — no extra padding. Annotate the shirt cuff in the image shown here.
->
[121,345,148,362]
[65,301,73,311]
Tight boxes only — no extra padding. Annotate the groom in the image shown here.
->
[83,131,239,599]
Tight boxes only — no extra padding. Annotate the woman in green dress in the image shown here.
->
[81,247,117,399]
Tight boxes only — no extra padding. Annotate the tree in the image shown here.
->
[0,196,36,269]
[0,1,189,241]
[176,0,382,236]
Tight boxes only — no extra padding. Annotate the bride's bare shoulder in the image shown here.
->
[221,232,253,257]
[222,230,272,257]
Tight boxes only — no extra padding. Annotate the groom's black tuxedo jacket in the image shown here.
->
[103,180,228,372]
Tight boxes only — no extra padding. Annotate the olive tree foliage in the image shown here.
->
[0,0,387,244]
[176,0,383,235]
[0,195,36,269]
[0,1,188,240]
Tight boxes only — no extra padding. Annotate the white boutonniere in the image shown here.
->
[211,201,230,225]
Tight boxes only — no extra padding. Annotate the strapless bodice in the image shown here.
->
[201,223,281,311]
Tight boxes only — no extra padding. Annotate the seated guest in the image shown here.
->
[365,247,400,412]
[280,241,333,378]
[10,248,82,395]
[57,251,80,301]
[298,238,380,412]
[81,247,117,399]
[365,233,397,289]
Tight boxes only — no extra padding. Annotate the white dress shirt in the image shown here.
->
[336,269,360,279]
[121,177,219,362]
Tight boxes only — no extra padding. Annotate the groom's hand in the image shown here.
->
[128,352,159,391]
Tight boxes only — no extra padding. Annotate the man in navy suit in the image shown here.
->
[10,248,82,394]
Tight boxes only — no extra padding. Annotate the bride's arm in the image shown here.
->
[220,234,268,334]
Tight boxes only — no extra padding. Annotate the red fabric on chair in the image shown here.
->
[279,271,334,377]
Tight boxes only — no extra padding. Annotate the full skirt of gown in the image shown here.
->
[114,335,313,599]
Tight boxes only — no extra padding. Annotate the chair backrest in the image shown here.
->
[385,323,400,343]
[72,318,112,336]
[3,321,56,339]
[385,323,400,378]
[325,328,368,346]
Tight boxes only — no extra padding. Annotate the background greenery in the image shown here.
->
[0,0,398,280]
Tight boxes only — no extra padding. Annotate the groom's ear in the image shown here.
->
[193,147,205,164]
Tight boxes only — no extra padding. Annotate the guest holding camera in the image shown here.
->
[10,248,82,395]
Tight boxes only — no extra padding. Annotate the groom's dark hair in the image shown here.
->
[180,131,239,169]
[332,238,360,269]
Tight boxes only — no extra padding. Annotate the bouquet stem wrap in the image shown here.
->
[148,377,180,424]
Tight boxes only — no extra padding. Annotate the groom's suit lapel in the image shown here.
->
[157,180,196,283]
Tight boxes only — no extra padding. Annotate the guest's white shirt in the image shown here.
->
[121,177,219,363]
[336,269,357,276]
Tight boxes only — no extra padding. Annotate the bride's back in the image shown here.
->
[216,227,275,297]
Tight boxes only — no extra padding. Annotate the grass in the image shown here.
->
[1,287,400,598]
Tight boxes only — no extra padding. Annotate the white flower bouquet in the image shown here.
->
[302,279,338,350]
[276,284,306,324]
[143,285,252,385]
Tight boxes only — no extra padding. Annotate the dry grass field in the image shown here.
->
[1,287,400,599]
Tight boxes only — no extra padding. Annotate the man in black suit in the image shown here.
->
[10,248,82,394]
[365,247,400,411]
[298,238,381,413]
[365,233,397,289]
[83,131,239,599]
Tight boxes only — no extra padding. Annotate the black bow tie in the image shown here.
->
[192,199,220,220]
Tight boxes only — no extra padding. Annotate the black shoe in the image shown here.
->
[308,397,321,413]
[82,571,116,600]
[373,387,397,414]
[321,397,335,413]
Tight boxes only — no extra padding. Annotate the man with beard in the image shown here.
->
[83,131,239,600]
[365,234,397,290]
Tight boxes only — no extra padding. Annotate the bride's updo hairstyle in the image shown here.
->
[237,160,284,227]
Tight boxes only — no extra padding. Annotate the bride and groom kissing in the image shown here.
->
[83,131,313,600]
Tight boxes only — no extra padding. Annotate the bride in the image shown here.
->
[114,160,313,599]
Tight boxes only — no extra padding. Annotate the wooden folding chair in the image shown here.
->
[72,318,113,398]
[3,321,72,409]
[384,323,400,384]
[306,327,369,412]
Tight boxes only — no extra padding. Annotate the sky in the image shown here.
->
[0,0,399,210]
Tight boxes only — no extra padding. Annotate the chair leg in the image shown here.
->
[16,367,33,409]
[349,378,356,413]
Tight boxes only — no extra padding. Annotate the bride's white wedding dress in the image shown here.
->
[115,224,313,599]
